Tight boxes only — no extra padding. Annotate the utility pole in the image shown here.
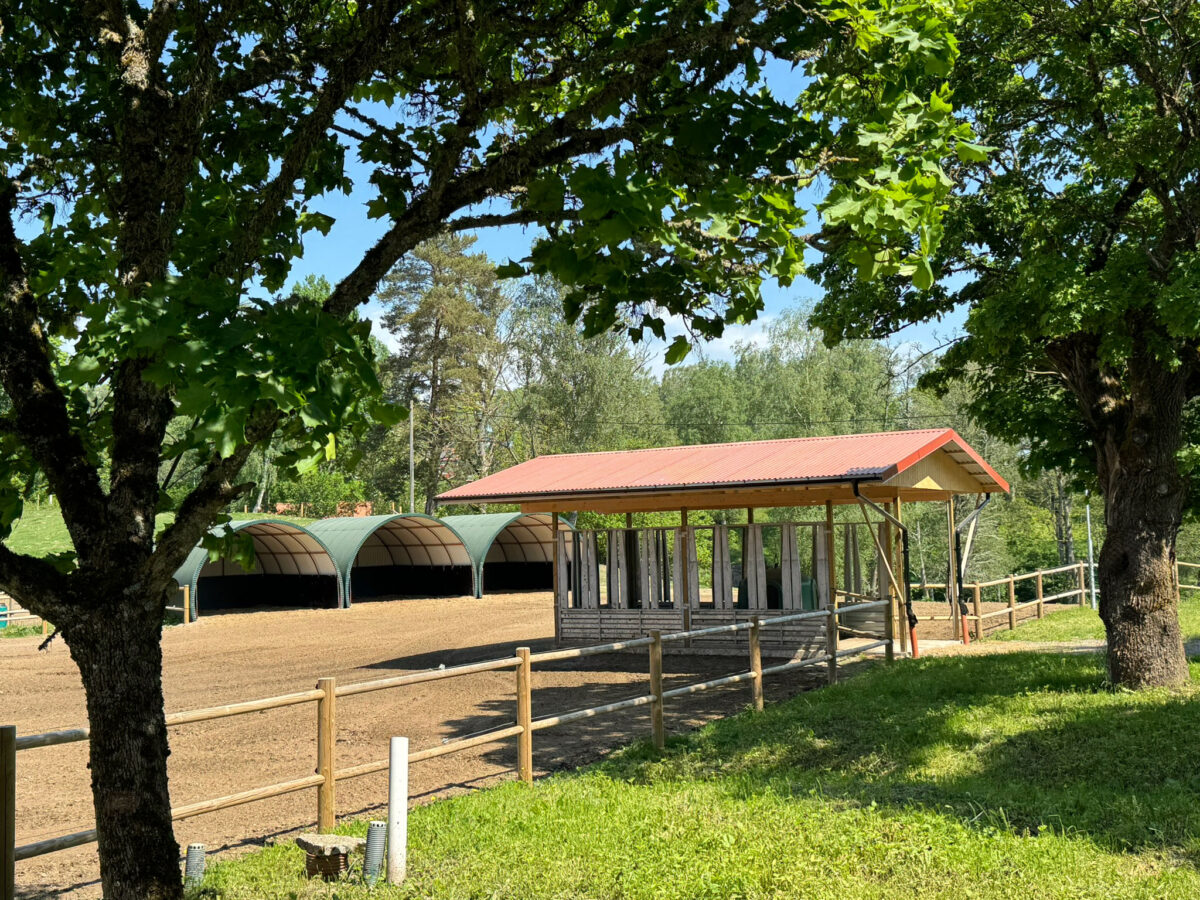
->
[409,402,415,514]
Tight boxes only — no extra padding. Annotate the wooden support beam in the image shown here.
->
[893,500,909,656]
[551,511,561,646]
[947,500,961,641]
[825,501,837,616]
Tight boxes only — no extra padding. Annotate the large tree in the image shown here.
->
[378,233,508,511]
[813,0,1200,687]
[0,2,964,896]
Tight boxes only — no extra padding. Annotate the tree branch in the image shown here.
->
[0,186,109,559]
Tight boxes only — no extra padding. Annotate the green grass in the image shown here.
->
[198,653,1200,899]
[0,622,44,639]
[2,507,315,561]
[989,595,1200,644]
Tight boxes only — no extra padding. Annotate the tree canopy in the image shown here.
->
[812,0,1200,687]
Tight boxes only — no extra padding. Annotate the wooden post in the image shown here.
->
[972,583,982,641]
[892,500,908,656]
[881,509,895,652]
[2,726,14,900]
[946,499,960,641]
[1077,561,1087,605]
[316,677,336,832]
[749,617,763,710]
[1007,576,1016,630]
[41,618,47,637]
[680,509,691,640]
[882,579,895,664]
[182,585,191,625]
[516,647,533,784]
[826,607,840,681]
[648,632,664,750]
[551,512,561,647]
[1036,570,1045,618]
[824,501,837,615]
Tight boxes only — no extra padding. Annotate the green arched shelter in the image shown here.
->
[442,512,573,597]
[172,519,343,619]
[307,512,571,603]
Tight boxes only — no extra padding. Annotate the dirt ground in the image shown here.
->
[2,592,837,899]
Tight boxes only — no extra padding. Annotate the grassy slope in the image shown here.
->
[2,507,316,560]
[990,595,1200,644]
[201,653,1200,900]
[1,507,316,636]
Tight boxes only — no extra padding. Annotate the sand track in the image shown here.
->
[3,592,830,898]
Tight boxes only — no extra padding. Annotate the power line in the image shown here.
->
[478,411,960,430]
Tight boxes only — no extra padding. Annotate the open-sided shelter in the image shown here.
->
[308,514,477,600]
[441,513,574,596]
[437,429,1009,654]
[306,512,572,602]
[172,519,342,619]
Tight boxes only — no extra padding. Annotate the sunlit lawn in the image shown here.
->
[200,652,1200,899]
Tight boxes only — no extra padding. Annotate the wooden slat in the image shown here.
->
[686,527,700,608]
[714,525,732,609]
[608,529,624,608]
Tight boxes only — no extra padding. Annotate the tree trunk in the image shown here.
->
[1095,369,1190,689]
[64,590,182,900]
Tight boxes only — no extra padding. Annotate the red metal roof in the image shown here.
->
[438,429,1009,505]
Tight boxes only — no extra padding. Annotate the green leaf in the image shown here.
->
[954,140,993,163]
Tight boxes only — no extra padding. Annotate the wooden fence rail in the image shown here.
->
[909,561,1091,641]
[3,600,889,880]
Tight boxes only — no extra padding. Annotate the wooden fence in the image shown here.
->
[0,594,47,635]
[0,586,191,635]
[910,562,1090,641]
[1,600,888,887]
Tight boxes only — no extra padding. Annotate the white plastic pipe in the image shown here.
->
[387,737,409,884]
[1085,491,1098,610]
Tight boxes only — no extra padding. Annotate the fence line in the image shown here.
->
[910,561,1090,641]
[3,600,888,878]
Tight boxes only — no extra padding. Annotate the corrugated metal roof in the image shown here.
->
[437,429,1008,504]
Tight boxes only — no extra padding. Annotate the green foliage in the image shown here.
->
[812,0,1200,497]
[274,467,366,519]
[199,653,1200,899]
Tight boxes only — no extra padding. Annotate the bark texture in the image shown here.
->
[1051,334,1191,688]
[64,587,182,900]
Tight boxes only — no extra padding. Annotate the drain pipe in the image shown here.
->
[954,495,992,644]
[852,483,917,658]
[364,820,387,886]
[183,843,206,889]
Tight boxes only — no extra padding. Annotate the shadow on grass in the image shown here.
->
[594,652,1200,857]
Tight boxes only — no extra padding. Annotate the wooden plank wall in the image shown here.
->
[607,529,625,608]
[712,525,733,609]
[813,525,831,608]
[556,521,881,649]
